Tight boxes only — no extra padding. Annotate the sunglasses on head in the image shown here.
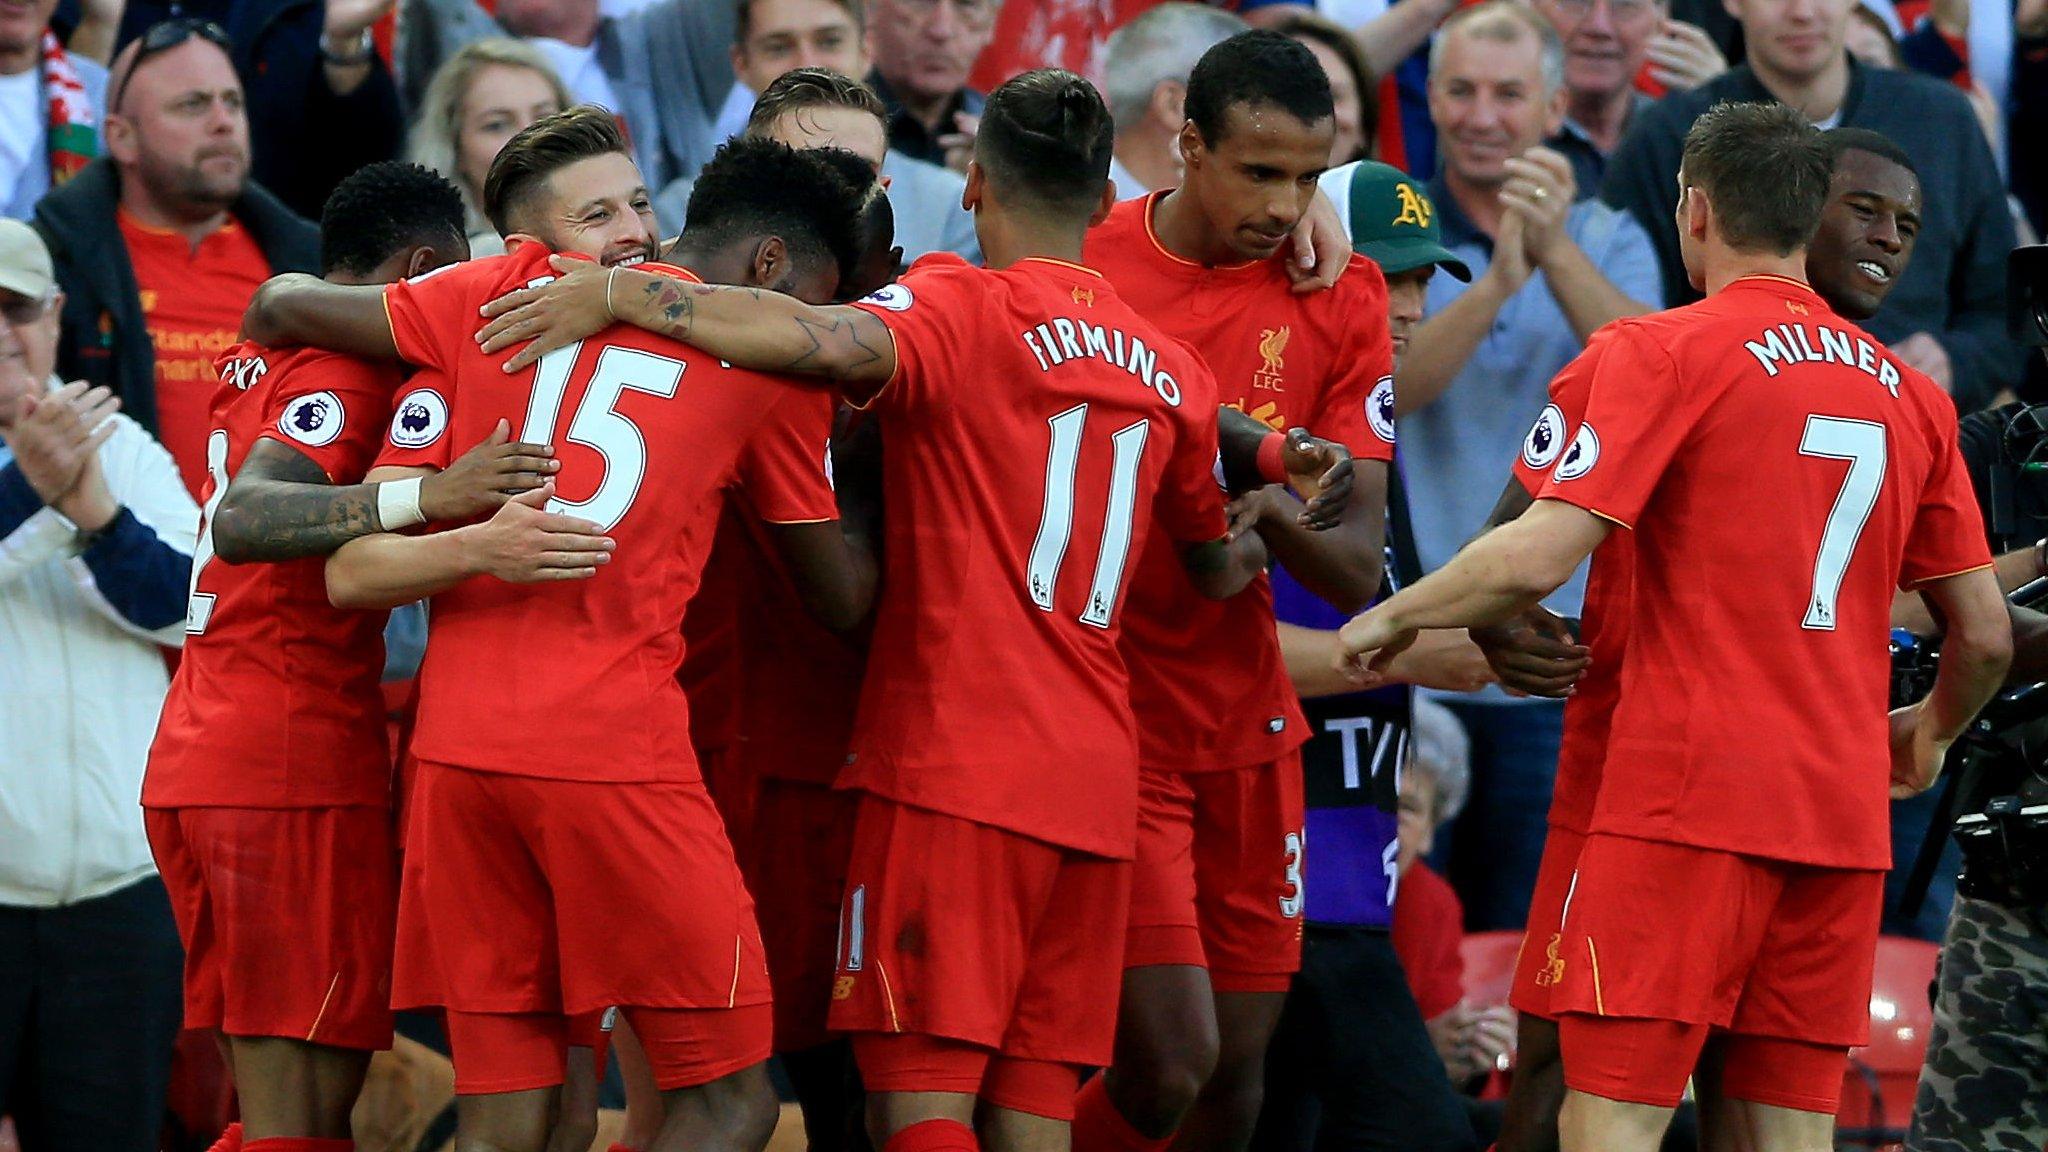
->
[111,17,234,115]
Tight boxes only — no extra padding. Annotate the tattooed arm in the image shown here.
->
[213,422,559,564]
[476,256,899,401]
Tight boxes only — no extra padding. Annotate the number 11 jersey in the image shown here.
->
[1532,274,1990,869]
[841,254,1230,859]
[377,243,816,783]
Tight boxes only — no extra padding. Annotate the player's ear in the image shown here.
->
[962,161,985,213]
[1090,179,1117,229]
[1684,185,1711,243]
[1177,119,1204,170]
[404,247,437,279]
[751,236,790,289]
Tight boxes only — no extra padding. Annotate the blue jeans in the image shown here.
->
[1885,787,1961,941]
[1429,700,1566,932]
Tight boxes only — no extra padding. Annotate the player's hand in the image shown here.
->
[1891,333,1954,393]
[1226,487,1279,542]
[1468,606,1591,697]
[1335,607,1418,685]
[462,484,615,584]
[1646,19,1729,91]
[1280,427,1353,529]
[477,255,616,371]
[421,419,560,521]
[1286,188,1349,295]
[1500,147,1575,266]
[6,381,120,506]
[1889,702,1952,798]
[1380,630,1499,693]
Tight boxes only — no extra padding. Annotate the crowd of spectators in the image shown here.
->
[0,0,2040,1144]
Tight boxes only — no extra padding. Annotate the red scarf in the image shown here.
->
[41,30,96,186]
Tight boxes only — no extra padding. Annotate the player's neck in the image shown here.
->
[976,211,1087,270]
[1702,247,1810,295]
[1150,187,1243,267]
[1750,56,1850,125]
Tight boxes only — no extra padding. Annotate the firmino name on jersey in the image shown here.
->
[1743,323,1902,397]
[1020,319,1184,407]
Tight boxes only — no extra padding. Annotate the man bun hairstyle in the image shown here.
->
[483,105,631,237]
[1680,101,1830,258]
[321,160,468,277]
[684,136,867,286]
[1184,30,1334,146]
[976,69,1114,218]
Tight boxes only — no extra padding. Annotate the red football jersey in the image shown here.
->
[1534,275,1991,868]
[1510,331,1631,837]
[676,391,842,764]
[842,253,1229,858]
[144,343,402,809]
[375,244,815,782]
[1084,192,1397,772]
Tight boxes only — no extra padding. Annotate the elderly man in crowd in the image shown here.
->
[0,217,194,1152]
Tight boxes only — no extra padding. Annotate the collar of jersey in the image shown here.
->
[1015,256,1104,279]
[1728,272,1823,302]
[1140,191,1263,273]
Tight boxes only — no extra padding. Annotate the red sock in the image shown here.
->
[883,1118,980,1152]
[241,1140,354,1152]
[206,1124,244,1152]
[1071,1075,1172,1152]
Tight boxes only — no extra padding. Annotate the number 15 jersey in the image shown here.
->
[1533,275,1990,869]
[377,244,815,784]
[842,254,1230,859]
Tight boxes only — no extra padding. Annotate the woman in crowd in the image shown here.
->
[406,39,570,257]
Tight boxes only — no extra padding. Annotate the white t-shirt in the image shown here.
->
[0,69,43,211]
[529,36,620,115]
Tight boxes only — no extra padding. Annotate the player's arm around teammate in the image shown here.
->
[213,418,559,563]
[477,254,1261,600]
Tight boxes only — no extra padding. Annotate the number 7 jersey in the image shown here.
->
[841,254,1230,859]
[377,244,820,783]
[1531,274,1991,869]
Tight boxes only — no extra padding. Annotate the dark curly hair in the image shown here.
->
[683,136,868,288]
[1184,30,1334,146]
[319,160,467,278]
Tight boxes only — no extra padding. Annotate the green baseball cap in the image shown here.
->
[1324,160,1471,283]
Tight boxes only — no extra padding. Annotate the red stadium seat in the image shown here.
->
[1458,929,1526,1012]
[1836,936,1940,1148]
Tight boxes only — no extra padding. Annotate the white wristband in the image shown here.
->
[376,477,426,531]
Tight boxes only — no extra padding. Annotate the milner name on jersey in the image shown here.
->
[1019,317,1185,407]
[1742,321,1903,396]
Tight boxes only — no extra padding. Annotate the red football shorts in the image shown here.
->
[828,796,1131,1073]
[146,805,396,1051]
[747,778,858,1054]
[1509,826,1586,1021]
[394,761,772,1020]
[445,1004,770,1095]
[1550,835,1879,1110]
[1125,754,1305,991]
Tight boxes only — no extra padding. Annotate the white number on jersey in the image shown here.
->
[1798,415,1887,630]
[519,342,686,532]
[184,429,230,635]
[1025,403,1150,629]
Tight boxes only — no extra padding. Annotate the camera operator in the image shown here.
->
[1907,243,2048,1152]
